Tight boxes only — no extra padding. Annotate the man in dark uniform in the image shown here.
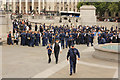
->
[26,31,31,46]
[76,31,81,45]
[85,32,90,47]
[81,31,84,44]
[90,32,94,46]
[65,32,69,48]
[8,31,13,45]
[30,32,35,47]
[21,31,26,46]
[52,38,62,64]
[45,31,48,46]
[59,31,65,49]
[42,33,46,46]
[46,43,52,63]
[98,34,101,44]
[35,23,38,31]
[40,25,43,34]
[35,31,40,46]
[68,35,73,48]
[67,44,80,76]
[48,31,53,44]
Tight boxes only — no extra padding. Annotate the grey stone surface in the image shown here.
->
[80,5,96,25]
[48,64,116,78]
[1,13,119,78]
[0,13,13,42]
[93,43,119,62]
[28,16,118,29]
[2,44,118,78]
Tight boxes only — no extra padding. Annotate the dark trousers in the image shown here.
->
[87,42,89,47]
[68,41,72,48]
[26,39,30,46]
[77,38,81,44]
[22,38,26,46]
[66,40,68,48]
[8,38,13,45]
[30,39,35,47]
[35,38,39,46]
[54,51,59,64]
[61,40,64,49]
[70,60,76,74]
[49,38,52,44]
[118,38,120,43]
[48,54,51,63]
[42,39,45,46]
[91,37,94,46]
[45,39,48,45]
[14,40,18,45]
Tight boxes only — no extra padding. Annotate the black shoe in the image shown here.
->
[70,73,72,76]
[74,71,76,73]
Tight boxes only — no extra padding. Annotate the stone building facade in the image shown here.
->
[1,0,79,14]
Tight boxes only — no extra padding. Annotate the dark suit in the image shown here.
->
[67,48,80,74]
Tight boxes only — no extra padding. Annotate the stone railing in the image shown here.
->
[96,21,119,29]
[16,14,119,28]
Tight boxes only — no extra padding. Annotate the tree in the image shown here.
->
[77,2,119,17]
[108,2,119,17]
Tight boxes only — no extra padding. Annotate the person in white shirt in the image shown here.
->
[26,26,29,31]
[52,38,62,64]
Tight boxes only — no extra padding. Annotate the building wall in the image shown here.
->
[1,0,79,13]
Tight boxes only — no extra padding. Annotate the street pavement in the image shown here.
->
[2,44,118,78]
[1,15,119,79]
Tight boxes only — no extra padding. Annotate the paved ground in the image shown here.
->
[1,14,119,79]
[2,44,118,78]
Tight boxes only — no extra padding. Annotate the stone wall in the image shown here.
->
[28,15,119,29]
[96,22,119,29]
[0,13,13,42]
[80,5,96,26]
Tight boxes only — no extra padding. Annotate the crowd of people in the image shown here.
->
[7,19,120,48]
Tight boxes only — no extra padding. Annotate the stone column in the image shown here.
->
[19,0,21,13]
[71,0,74,11]
[43,0,44,9]
[9,0,12,10]
[75,0,77,12]
[63,0,64,11]
[38,0,41,14]
[59,0,61,12]
[67,0,69,11]
[25,0,28,14]
[13,0,16,13]
[32,0,34,10]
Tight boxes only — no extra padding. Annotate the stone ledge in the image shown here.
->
[93,43,119,62]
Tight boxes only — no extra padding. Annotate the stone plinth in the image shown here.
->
[80,5,96,26]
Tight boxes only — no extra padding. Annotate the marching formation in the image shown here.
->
[7,19,120,47]
[7,19,120,76]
